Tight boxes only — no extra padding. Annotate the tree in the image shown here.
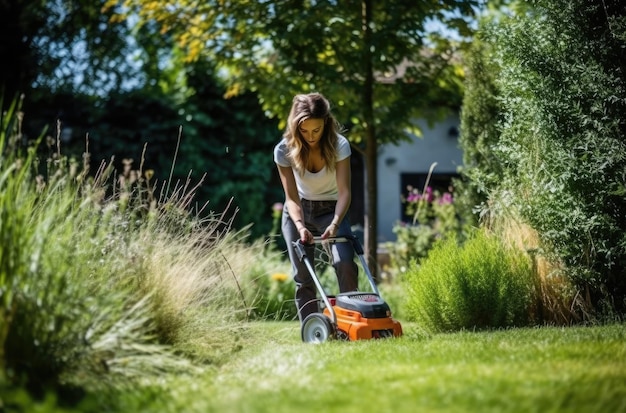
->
[107,0,481,275]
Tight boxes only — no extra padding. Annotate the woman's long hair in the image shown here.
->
[283,93,343,176]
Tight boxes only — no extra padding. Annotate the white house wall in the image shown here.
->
[377,114,463,242]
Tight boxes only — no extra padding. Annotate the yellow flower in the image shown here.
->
[271,273,289,282]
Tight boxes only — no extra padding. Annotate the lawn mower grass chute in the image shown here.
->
[292,235,403,343]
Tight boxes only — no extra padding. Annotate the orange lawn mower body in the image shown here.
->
[322,293,403,340]
[293,236,403,343]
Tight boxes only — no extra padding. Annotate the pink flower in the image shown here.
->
[272,202,284,212]
[425,186,434,202]
[439,192,453,205]
[407,193,421,203]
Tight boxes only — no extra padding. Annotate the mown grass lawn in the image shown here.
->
[127,321,626,413]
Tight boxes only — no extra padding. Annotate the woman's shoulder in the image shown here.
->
[274,137,288,151]
[336,134,351,158]
[274,138,290,166]
[337,134,348,144]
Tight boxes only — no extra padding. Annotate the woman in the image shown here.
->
[273,92,358,324]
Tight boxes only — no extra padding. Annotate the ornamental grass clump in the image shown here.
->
[0,104,184,396]
[405,228,535,333]
[0,101,250,405]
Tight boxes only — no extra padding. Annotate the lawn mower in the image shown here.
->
[292,235,403,343]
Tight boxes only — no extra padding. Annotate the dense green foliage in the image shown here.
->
[21,71,283,239]
[405,228,535,332]
[459,0,626,314]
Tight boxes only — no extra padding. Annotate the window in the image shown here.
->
[399,172,459,222]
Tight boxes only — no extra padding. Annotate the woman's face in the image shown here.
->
[299,118,325,148]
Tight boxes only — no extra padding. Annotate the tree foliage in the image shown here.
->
[106,0,482,271]
[105,0,476,135]
[0,0,141,102]
[462,0,626,313]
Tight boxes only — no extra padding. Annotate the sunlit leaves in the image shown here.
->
[106,0,480,139]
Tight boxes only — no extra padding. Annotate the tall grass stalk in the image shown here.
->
[487,209,587,324]
[411,161,437,226]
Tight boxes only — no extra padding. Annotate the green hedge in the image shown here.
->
[459,0,626,314]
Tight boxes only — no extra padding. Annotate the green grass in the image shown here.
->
[91,321,626,413]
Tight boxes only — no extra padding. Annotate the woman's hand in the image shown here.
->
[321,222,338,240]
[299,226,314,243]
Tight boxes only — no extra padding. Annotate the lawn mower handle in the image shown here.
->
[292,235,380,299]
[293,235,362,260]
[292,239,338,325]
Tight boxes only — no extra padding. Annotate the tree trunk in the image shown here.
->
[361,0,378,280]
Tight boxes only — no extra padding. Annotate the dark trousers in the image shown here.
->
[282,199,358,323]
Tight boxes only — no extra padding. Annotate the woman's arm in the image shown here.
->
[276,164,312,243]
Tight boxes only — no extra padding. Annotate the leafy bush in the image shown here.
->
[465,0,626,315]
[405,228,535,333]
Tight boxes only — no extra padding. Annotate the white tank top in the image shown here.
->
[273,134,351,201]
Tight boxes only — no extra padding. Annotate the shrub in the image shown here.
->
[405,228,535,333]
[466,0,626,314]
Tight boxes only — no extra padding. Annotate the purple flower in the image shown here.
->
[407,193,421,203]
[425,186,434,202]
[439,192,453,205]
